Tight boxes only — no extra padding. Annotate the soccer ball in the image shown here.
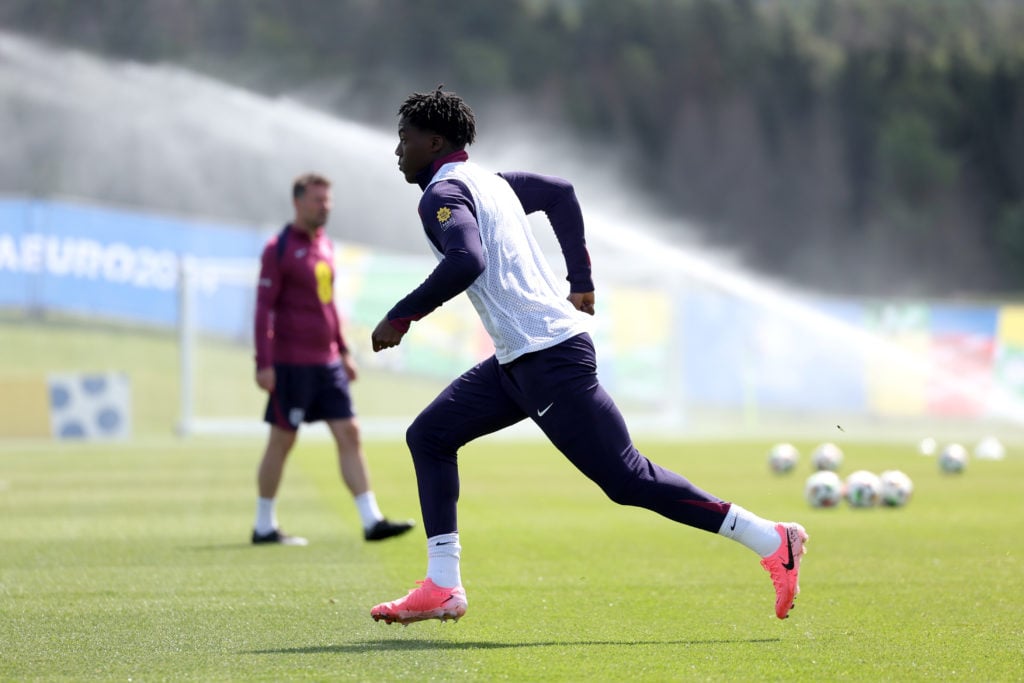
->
[938,443,968,473]
[804,470,843,508]
[974,436,1005,461]
[810,442,843,471]
[768,443,799,474]
[844,470,881,508]
[878,469,914,507]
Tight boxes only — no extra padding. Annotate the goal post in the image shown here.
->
[172,241,1024,443]
[173,244,689,439]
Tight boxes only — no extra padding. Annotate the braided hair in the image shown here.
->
[398,85,477,149]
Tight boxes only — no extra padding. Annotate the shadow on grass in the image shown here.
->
[249,638,781,654]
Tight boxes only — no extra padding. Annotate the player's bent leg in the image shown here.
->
[371,359,516,625]
[538,382,730,532]
[511,334,729,532]
[371,579,468,625]
[405,357,526,538]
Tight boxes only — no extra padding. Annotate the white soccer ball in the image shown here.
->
[974,436,1006,461]
[938,443,968,473]
[918,437,937,456]
[810,442,844,471]
[878,469,914,507]
[804,470,844,508]
[844,470,881,508]
[768,443,799,474]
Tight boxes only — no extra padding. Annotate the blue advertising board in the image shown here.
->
[0,198,265,335]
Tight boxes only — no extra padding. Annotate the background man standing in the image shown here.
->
[252,172,414,546]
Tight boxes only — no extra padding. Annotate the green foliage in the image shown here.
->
[878,113,957,203]
[994,202,1024,288]
[2,0,1024,295]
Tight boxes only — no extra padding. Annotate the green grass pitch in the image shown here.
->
[1,318,1022,679]
[2,435,1022,681]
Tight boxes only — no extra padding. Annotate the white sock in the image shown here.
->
[718,504,782,557]
[426,532,462,588]
[355,491,384,530]
[255,497,277,534]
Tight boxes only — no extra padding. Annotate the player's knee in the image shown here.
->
[598,471,645,506]
[602,480,632,506]
[268,426,297,453]
[329,418,360,450]
[405,417,433,455]
[406,414,459,462]
[340,419,360,446]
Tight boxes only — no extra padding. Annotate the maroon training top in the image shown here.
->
[254,224,347,368]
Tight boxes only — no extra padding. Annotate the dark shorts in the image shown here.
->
[263,362,354,430]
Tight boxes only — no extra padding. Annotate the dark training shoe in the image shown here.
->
[364,518,415,542]
[251,528,309,546]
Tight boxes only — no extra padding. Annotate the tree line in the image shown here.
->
[3,0,1023,297]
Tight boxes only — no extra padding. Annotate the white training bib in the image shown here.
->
[426,161,589,363]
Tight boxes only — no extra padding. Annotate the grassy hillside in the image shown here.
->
[0,317,448,437]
